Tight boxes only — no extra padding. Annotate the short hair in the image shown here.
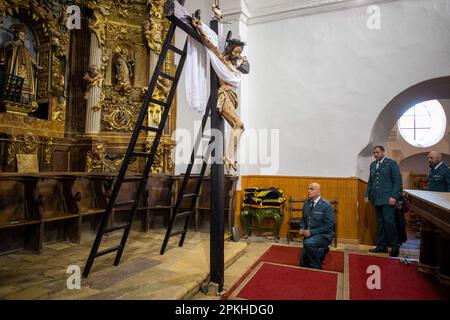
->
[373,145,385,152]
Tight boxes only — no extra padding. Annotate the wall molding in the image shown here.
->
[223,0,398,25]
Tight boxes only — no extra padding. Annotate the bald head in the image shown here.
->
[307,183,321,200]
[428,151,443,168]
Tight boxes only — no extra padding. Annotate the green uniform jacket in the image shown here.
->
[300,198,335,243]
[428,162,450,192]
[365,158,402,206]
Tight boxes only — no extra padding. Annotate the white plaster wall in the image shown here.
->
[241,0,450,177]
[174,0,450,179]
[174,0,212,175]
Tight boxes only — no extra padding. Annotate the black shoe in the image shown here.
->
[389,247,400,257]
[369,247,388,253]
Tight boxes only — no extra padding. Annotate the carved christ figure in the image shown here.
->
[191,14,250,173]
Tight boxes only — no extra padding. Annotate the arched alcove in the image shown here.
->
[357,76,450,180]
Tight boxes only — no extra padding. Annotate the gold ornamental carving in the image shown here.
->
[86,143,106,173]
[115,0,133,20]
[85,142,125,173]
[38,51,50,70]
[144,0,165,54]
[144,138,163,174]
[37,78,49,100]
[148,77,170,128]
[86,0,111,46]
[103,156,124,173]
[7,135,17,166]
[43,137,53,164]
[6,132,39,166]
[102,96,140,132]
[21,132,38,153]
[52,96,66,122]
[4,101,38,115]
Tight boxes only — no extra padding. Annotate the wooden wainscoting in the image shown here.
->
[357,179,377,245]
[235,175,377,245]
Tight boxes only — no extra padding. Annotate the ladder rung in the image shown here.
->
[170,230,183,237]
[183,193,197,198]
[169,45,184,55]
[160,72,176,81]
[141,125,160,133]
[131,152,151,158]
[113,200,137,208]
[105,224,129,233]
[176,211,192,219]
[95,245,122,257]
[150,98,170,108]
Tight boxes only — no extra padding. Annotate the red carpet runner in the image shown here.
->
[231,262,339,300]
[258,245,344,273]
[349,253,450,300]
[224,245,450,300]
[223,245,344,300]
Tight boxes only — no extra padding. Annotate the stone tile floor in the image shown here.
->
[0,228,419,300]
[0,229,247,300]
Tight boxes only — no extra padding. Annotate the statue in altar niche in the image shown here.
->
[191,13,250,173]
[113,46,135,93]
[0,23,42,105]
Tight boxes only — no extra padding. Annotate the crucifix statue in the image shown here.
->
[191,12,250,173]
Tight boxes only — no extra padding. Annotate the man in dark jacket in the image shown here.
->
[299,183,335,269]
[428,151,450,192]
[365,146,402,257]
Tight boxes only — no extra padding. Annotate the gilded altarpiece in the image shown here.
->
[0,0,71,171]
[0,0,177,174]
[83,0,176,174]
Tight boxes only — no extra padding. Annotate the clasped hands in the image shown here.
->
[299,229,310,237]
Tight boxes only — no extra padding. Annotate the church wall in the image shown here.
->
[241,0,450,178]
[172,0,449,244]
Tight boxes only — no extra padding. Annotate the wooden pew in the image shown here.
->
[404,189,450,285]
[0,174,43,253]
[0,172,236,255]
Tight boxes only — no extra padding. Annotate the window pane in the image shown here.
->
[399,129,414,141]
[414,105,429,116]
[399,116,414,129]
[415,115,431,128]
[415,129,430,141]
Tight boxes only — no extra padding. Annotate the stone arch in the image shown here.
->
[357,76,450,180]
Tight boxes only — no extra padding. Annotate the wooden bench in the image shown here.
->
[0,173,178,254]
[0,172,233,255]
[186,174,238,233]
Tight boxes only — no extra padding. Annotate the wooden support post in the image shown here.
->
[209,19,225,293]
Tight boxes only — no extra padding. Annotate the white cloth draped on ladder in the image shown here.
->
[185,22,240,113]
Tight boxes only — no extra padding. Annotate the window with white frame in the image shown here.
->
[398,100,446,148]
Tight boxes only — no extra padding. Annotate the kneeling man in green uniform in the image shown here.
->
[299,183,335,269]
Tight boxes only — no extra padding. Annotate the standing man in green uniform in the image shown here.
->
[365,146,402,257]
[428,151,450,192]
